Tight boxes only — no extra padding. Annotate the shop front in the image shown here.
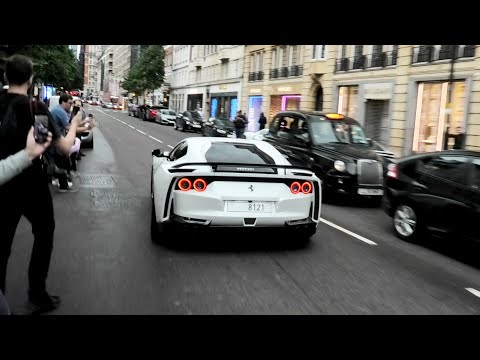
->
[210,83,241,120]
[412,80,467,153]
[269,83,303,120]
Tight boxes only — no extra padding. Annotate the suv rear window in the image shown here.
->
[205,142,275,164]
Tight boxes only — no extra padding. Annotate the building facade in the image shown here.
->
[170,45,245,121]
[325,45,478,156]
[242,46,307,132]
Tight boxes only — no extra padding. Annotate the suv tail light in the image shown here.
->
[387,163,398,178]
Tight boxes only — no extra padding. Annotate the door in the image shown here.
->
[414,154,471,237]
[365,100,389,147]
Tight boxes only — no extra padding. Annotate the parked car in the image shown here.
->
[156,109,178,125]
[201,117,235,137]
[244,128,270,141]
[145,105,166,121]
[150,137,322,244]
[384,150,480,242]
[174,111,203,132]
[262,111,385,204]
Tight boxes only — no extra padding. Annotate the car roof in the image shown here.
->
[178,137,291,165]
[397,149,480,163]
[273,110,360,123]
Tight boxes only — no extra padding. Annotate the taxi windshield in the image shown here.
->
[309,118,369,145]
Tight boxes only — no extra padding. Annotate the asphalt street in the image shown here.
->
[4,105,480,314]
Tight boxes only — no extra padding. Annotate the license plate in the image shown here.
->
[226,201,273,213]
[358,188,384,196]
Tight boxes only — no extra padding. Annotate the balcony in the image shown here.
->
[412,45,476,64]
[269,65,303,79]
[248,71,264,81]
[335,49,398,72]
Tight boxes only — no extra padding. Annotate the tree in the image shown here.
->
[4,45,83,90]
[122,45,165,104]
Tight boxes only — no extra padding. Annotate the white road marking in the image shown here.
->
[118,120,126,124]
[167,145,174,149]
[148,135,163,143]
[136,129,147,135]
[128,125,135,129]
[319,218,378,246]
[465,288,480,298]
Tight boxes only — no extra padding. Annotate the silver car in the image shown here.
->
[156,109,177,125]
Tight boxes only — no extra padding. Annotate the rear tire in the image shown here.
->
[392,203,422,242]
[151,197,170,245]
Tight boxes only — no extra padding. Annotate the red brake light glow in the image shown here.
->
[193,179,207,192]
[178,178,192,191]
[301,181,312,194]
[290,181,301,194]
[387,164,398,178]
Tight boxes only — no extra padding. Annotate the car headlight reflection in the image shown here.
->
[334,160,346,172]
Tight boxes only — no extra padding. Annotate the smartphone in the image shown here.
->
[34,114,50,144]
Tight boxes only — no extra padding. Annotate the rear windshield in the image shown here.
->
[205,142,275,164]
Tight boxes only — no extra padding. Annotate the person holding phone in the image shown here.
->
[0,126,52,186]
[0,54,82,314]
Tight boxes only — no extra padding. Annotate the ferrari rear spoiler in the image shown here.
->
[169,162,314,175]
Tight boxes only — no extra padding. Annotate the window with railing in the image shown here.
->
[335,45,399,72]
[269,45,303,79]
[248,50,264,82]
[312,45,327,60]
[412,45,476,63]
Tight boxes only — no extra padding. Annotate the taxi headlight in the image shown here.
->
[334,160,346,172]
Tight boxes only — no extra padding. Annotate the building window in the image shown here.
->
[312,45,327,60]
[413,81,466,153]
[338,86,358,118]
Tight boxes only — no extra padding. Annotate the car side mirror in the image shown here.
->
[152,148,164,157]
[367,138,373,147]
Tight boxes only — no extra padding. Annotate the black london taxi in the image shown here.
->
[263,111,386,203]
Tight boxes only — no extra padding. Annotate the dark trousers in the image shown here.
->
[235,127,245,139]
[0,174,55,296]
[259,123,265,130]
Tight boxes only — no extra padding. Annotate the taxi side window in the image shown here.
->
[269,115,282,135]
[277,116,295,140]
[291,118,310,143]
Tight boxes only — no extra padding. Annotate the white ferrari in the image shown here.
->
[150,137,322,244]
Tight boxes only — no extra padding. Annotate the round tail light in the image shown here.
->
[301,181,312,194]
[193,178,207,192]
[290,181,301,194]
[178,178,192,191]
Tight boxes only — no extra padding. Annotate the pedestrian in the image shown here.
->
[453,126,466,150]
[258,112,267,130]
[234,110,247,139]
[0,54,82,314]
[0,126,52,315]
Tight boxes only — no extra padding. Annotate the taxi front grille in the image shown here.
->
[357,159,383,186]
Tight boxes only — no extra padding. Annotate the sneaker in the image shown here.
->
[51,179,59,186]
[59,185,78,193]
[70,171,80,178]
[28,291,61,314]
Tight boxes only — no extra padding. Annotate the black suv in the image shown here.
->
[263,111,385,202]
[384,150,480,242]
